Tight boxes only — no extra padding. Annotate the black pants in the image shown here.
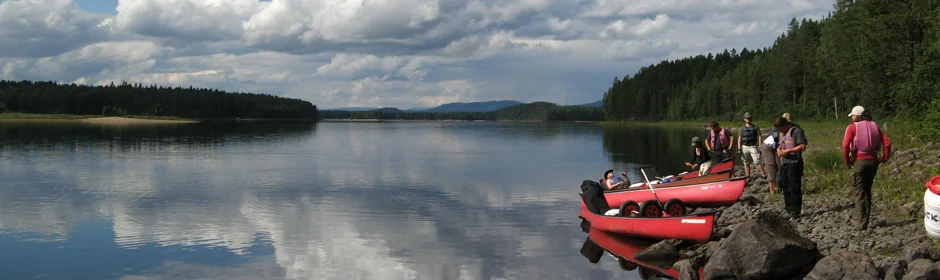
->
[780,159,804,216]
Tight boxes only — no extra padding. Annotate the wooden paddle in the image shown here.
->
[640,169,666,212]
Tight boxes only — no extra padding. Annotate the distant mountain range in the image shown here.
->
[324,99,602,112]
[577,100,603,107]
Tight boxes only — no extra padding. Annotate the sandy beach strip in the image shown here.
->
[79,117,199,124]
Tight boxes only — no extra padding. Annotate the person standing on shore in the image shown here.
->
[737,112,762,178]
[760,128,780,194]
[842,105,891,230]
[775,117,807,217]
[705,121,734,163]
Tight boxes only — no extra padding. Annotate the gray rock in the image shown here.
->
[703,211,820,280]
[674,259,700,280]
[885,263,906,280]
[905,243,938,263]
[738,195,763,206]
[714,228,732,239]
[902,258,940,280]
[633,239,681,265]
[803,251,879,280]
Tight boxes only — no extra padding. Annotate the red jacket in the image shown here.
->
[842,121,891,165]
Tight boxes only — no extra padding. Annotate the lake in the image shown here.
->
[0,120,708,280]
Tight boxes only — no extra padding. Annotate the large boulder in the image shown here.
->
[902,259,940,280]
[703,211,820,279]
[803,251,879,280]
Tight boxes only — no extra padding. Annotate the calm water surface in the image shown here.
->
[0,121,705,280]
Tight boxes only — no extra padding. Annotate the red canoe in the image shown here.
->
[587,229,705,279]
[617,171,732,192]
[675,160,734,180]
[579,206,717,244]
[598,177,747,213]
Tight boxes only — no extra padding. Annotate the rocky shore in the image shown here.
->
[632,143,940,279]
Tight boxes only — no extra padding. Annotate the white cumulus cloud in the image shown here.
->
[0,0,836,109]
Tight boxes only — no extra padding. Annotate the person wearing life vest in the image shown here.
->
[705,121,734,163]
[737,112,762,178]
[774,117,807,218]
[842,105,891,230]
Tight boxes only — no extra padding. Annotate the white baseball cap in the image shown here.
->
[848,105,865,117]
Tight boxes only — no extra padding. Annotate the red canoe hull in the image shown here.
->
[676,160,734,180]
[579,208,716,244]
[588,229,705,279]
[601,177,747,209]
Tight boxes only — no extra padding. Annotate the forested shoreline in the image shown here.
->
[603,0,940,137]
[320,102,605,121]
[0,80,319,120]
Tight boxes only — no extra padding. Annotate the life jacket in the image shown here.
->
[709,128,730,150]
[849,120,882,154]
[779,126,797,150]
[740,125,759,144]
[779,126,803,161]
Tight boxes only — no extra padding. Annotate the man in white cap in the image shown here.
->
[842,105,891,230]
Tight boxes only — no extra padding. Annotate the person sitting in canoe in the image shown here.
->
[685,136,714,176]
[603,169,630,190]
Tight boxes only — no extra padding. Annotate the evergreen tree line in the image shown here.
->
[320,102,605,121]
[0,80,319,119]
[603,0,940,131]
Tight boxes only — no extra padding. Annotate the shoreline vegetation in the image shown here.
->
[0,80,319,121]
[0,113,322,124]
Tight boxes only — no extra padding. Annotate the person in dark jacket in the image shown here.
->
[737,112,762,178]
[685,136,713,176]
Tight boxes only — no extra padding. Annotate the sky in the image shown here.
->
[0,0,836,109]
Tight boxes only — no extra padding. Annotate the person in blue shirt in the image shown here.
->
[603,169,631,190]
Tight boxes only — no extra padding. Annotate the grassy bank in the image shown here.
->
[796,119,936,222]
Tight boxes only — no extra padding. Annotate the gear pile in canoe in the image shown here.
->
[577,162,747,244]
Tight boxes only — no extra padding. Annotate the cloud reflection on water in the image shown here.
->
[0,121,647,280]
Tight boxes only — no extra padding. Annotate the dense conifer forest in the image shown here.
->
[603,0,940,131]
[0,80,318,120]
